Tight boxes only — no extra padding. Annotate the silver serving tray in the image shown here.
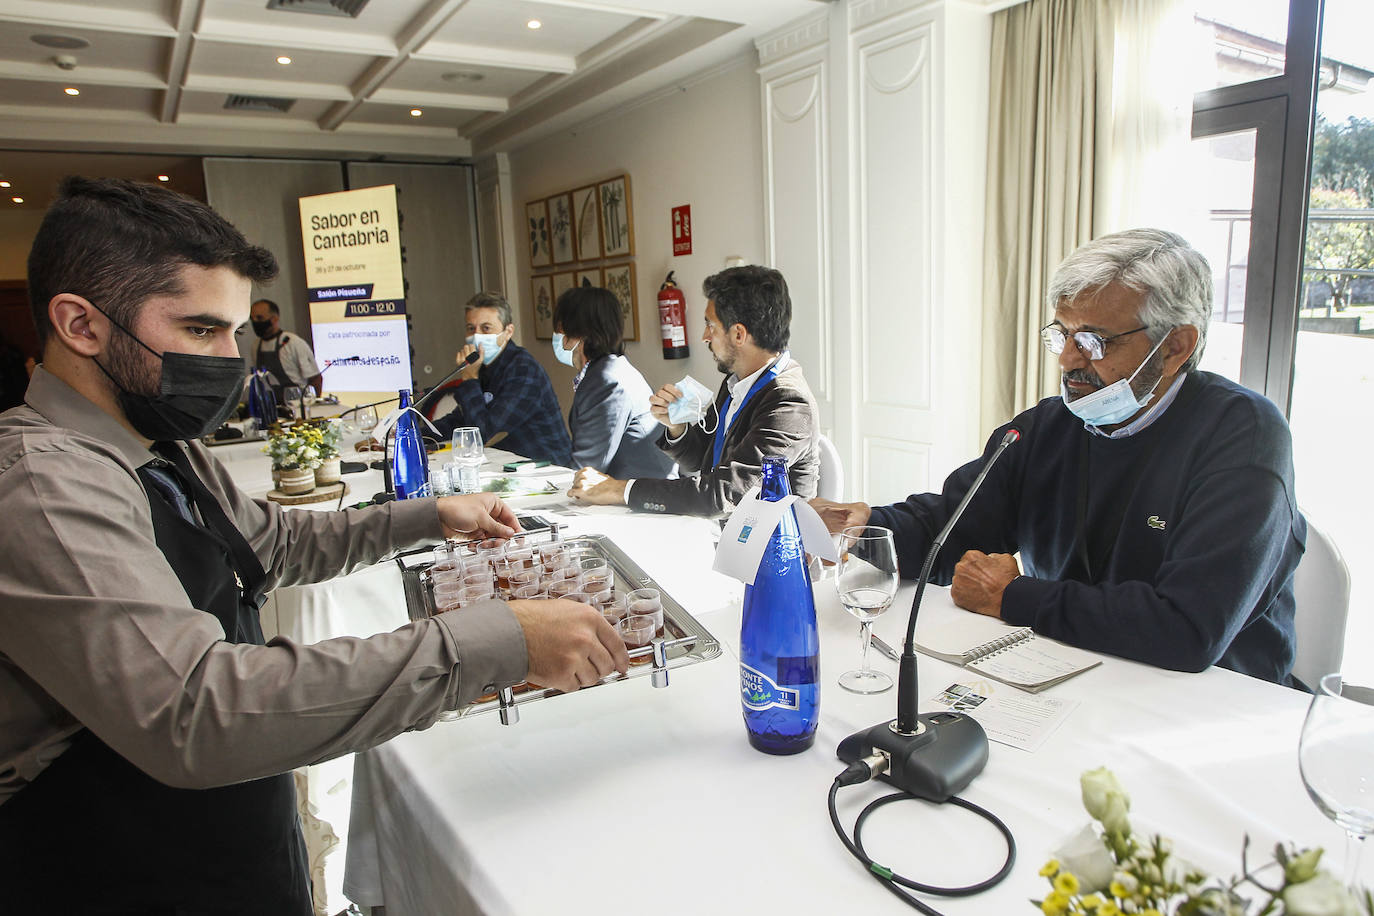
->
[400,533,722,719]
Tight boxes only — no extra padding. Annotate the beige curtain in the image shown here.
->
[981,0,1206,431]
[980,0,1109,432]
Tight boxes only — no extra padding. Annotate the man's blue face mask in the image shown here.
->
[667,374,718,431]
[467,333,503,365]
[1060,332,1169,428]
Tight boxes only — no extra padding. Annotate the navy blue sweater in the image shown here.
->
[870,371,1306,685]
[431,343,572,468]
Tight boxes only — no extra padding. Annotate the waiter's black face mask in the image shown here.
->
[90,302,246,442]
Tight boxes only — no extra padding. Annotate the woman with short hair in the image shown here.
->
[553,286,677,480]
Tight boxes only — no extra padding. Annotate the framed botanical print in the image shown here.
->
[575,267,603,291]
[571,184,602,261]
[548,192,575,264]
[602,261,638,341]
[531,274,554,340]
[551,271,576,310]
[597,175,634,258]
[525,199,551,268]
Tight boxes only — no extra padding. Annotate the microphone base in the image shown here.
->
[837,713,989,802]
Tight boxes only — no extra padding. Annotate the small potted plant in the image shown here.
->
[264,427,318,495]
[313,419,343,487]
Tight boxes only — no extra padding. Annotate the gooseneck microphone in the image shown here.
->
[413,349,481,417]
[837,427,1020,801]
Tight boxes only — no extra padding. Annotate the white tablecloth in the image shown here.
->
[212,437,589,913]
[339,576,1371,915]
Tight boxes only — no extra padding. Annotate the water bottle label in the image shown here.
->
[740,662,800,711]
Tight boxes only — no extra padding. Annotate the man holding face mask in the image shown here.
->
[430,291,572,468]
[811,229,1306,686]
[0,178,626,911]
[568,265,819,517]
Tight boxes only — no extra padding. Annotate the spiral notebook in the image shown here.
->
[914,616,1101,693]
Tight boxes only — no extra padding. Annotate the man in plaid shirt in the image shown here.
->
[431,292,573,467]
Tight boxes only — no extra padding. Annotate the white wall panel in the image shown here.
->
[854,25,933,413]
[863,435,931,507]
[762,59,832,411]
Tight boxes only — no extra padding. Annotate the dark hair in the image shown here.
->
[553,286,624,362]
[253,298,281,316]
[702,265,791,352]
[27,176,277,346]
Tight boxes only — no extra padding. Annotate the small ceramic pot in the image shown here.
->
[314,456,342,487]
[278,466,314,495]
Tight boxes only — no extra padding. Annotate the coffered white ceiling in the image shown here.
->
[0,0,829,161]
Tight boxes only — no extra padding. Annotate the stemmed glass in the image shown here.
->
[1298,672,1374,891]
[356,406,379,435]
[834,526,898,694]
[281,386,302,421]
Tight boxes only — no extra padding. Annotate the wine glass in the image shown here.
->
[1298,672,1374,891]
[357,406,379,435]
[282,386,302,420]
[834,526,898,694]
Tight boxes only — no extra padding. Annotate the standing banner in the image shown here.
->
[299,185,410,402]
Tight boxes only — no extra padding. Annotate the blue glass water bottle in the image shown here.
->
[739,455,820,754]
[390,390,428,500]
[247,369,273,428]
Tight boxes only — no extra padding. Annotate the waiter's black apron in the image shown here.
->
[0,445,311,915]
[256,334,296,396]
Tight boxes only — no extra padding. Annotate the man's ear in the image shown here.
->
[48,294,107,359]
[1162,325,1199,376]
[501,323,516,345]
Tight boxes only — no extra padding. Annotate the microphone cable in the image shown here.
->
[827,756,1016,914]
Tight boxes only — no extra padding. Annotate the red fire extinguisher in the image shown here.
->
[658,271,690,360]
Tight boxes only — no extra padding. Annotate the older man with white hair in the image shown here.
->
[812,228,1307,687]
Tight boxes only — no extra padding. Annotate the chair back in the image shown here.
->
[1291,513,1351,689]
[815,433,844,501]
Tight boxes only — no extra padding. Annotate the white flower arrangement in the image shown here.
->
[1034,768,1371,916]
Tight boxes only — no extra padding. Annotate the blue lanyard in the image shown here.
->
[711,354,787,468]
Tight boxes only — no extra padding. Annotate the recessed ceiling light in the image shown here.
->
[527,19,541,29]
[441,70,484,83]
[157,175,171,182]
[31,33,90,50]
[11,197,23,204]
[409,108,423,117]
[64,87,79,96]
[277,56,292,65]
[0,181,10,188]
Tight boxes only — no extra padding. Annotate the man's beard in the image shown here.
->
[1061,348,1166,403]
[103,332,161,399]
[711,338,735,375]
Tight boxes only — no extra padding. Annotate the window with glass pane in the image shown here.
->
[1194,129,1257,383]
[1293,0,1374,684]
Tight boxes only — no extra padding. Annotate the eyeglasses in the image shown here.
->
[1040,323,1149,362]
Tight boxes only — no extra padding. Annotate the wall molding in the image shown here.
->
[754,10,830,69]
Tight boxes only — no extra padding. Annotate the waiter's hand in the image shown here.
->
[809,498,872,534]
[567,467,628,505]
[509,599,629,691]
[950,550,1020,618]
[455,344,481,382]
[648,383,687,438]
[436,493,520,540]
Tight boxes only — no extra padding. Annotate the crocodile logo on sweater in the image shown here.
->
[1147,515,1167,530]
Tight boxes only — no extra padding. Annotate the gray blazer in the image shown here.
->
[569,355,678,480]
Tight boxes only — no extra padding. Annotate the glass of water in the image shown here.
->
[451,426,483,494]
